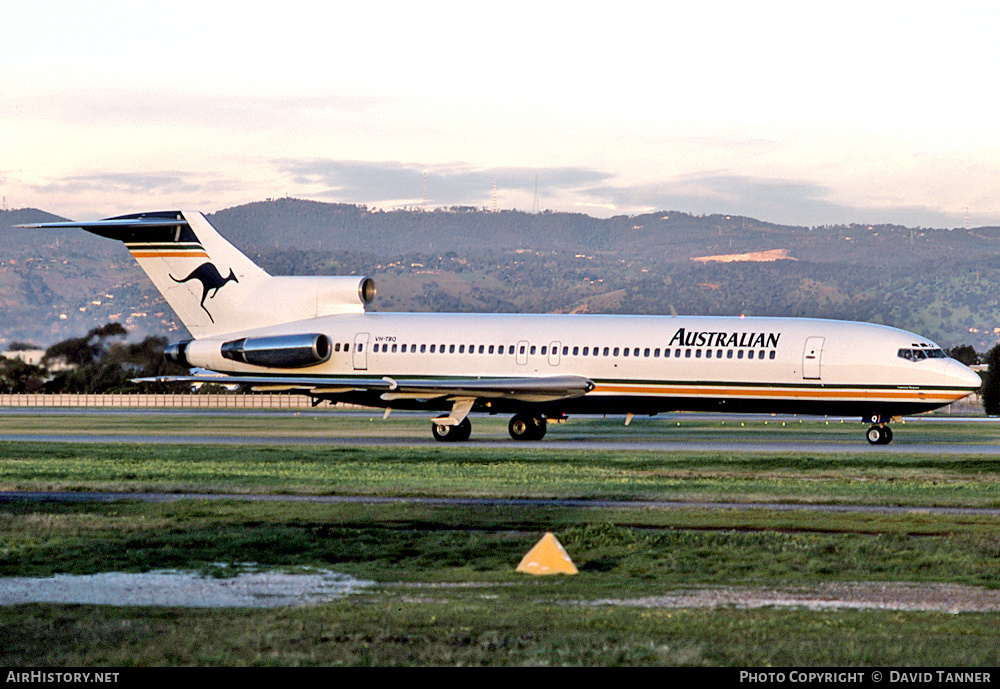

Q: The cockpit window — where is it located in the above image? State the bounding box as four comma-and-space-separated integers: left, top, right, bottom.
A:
898, 348, 947, 361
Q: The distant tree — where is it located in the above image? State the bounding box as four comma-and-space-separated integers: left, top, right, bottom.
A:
981, 343, 1000, 416
7, 341, 42, 352
43, 322, 127, 368
41, 323, 186, 393
0, 357, 46, 393
947, 345, 980, 366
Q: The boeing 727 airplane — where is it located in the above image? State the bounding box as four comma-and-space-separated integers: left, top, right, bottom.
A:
23, 210, 982, 444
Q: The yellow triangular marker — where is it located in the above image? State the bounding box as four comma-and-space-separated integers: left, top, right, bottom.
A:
516, 532, 578, 575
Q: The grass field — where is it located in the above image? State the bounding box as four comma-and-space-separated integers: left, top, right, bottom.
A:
2, 411, 1000, 666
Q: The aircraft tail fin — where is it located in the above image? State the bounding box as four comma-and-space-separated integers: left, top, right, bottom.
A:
22, 210, 374, 339
70, 211, 268, 337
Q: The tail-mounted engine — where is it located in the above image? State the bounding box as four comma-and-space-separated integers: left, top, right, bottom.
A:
220, 333, 333, 369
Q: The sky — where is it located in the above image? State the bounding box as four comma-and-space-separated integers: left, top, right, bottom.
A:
4, 0, 1000, 227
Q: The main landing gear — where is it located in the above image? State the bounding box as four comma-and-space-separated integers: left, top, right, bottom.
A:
865, 415, 894, 445
429, 413, 548, 442
431, 417, 471, 442
508, 413, 547, 441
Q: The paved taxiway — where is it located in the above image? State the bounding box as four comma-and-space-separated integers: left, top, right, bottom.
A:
0, 409, 997, 453
0, 432, 998, 455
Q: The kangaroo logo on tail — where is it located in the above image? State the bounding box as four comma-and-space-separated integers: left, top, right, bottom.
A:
170, 262, 238, 323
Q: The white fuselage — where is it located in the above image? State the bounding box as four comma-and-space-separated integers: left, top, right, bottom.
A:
183, 312, 981, 418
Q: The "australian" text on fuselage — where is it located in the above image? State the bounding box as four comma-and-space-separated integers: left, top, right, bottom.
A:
668, 328, 781, 349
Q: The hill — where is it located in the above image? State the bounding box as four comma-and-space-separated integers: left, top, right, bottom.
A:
3, 199, 1000, 351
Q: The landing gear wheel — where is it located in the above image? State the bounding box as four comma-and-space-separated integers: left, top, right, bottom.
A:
866, 425, 893, 445
508, 413, 547, 441
432, 417, 472, 442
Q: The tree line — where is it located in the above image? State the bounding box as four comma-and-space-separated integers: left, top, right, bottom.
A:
0, 323, 188, 394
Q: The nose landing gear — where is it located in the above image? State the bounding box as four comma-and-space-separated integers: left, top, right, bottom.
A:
866, 424, 893, 445
865, 415, 894, 445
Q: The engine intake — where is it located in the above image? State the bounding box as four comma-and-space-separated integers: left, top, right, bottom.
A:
220, 333, 332, 369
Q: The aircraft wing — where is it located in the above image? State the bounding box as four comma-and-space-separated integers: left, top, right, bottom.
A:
133, 373, 595, 403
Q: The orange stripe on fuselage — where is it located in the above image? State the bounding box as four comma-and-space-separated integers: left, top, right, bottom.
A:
129, 250, 210, 258
591, 383, 968, 404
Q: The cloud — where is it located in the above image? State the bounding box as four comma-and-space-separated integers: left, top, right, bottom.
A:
21, 171, 250, 220
585, 173, 966, 228
29, 172, 201, 196
275, 159, 613, 207
16, 90, 391, 131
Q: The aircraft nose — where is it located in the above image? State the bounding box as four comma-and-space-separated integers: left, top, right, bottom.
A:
949, 360, 982, 390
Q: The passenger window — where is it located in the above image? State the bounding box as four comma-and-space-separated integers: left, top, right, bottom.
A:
335, 342, 341, 352
563, 346, 569, 355
487, 345, 493, 354
706, 350, 712, 359
541, 346, 547, 355
392, 344, 397, 353
421, 344, 427, 353
748, 351, 754, 359
737, 350, 744, 359
530, 346, 537, 355
572, 347, 579, 356
654, 348, 660, 357
603, 347, 610, 356
727, 350, 733, 359
695, 349, 702, 358
614, 347, 620, 356
622, 348, 628, 357
430, 344, 436, 353
664, 349, 670, 358
769, 351, 776, 360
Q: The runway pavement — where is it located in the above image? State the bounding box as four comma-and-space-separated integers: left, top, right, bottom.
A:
0, 430, 998, 454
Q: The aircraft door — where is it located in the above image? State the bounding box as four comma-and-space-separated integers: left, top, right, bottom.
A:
548, 341, 561, 366
516, 340, 529, 366
802, 336, 824, 379
353, 332, 369, 370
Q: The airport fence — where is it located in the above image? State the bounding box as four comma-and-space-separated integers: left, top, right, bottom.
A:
0, 393, 331, 409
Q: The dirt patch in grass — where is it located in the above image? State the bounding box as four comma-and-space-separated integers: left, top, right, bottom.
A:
582, 582, 1000, 613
